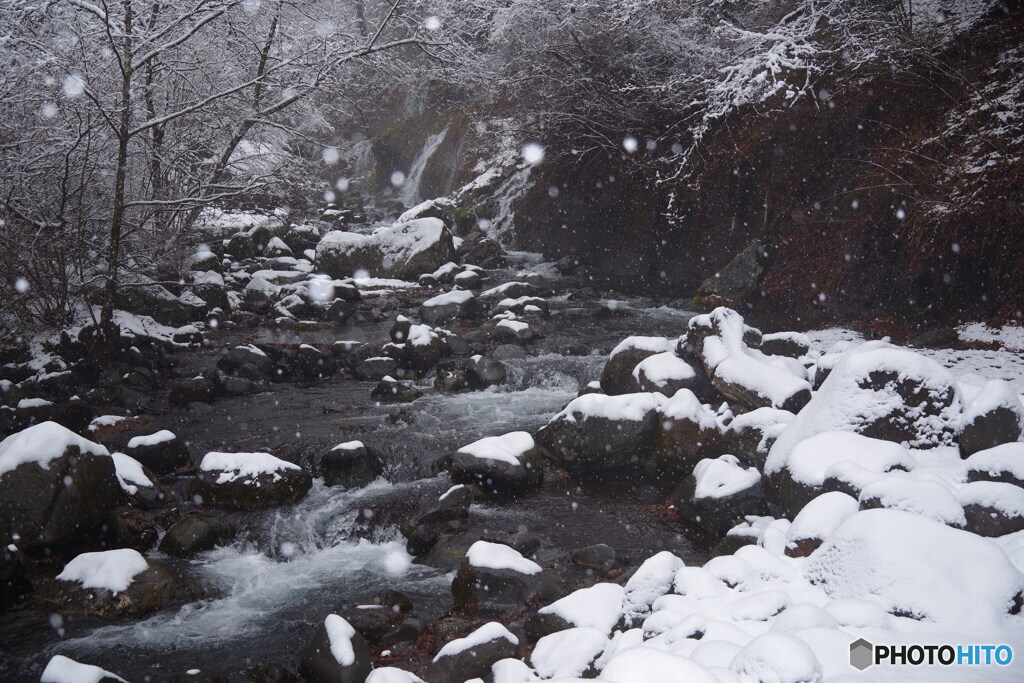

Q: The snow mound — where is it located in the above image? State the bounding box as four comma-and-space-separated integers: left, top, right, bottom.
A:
786, 492, 859, 546
803, 509, 1024, 625
41, 655, 126, 683
769, 430, 913, 484
457, 431, 535, 466
200, 451, 301, 484
111, 452, 154, 495
553, 392, 664, 424
324, 614, 357, 666
622, 551, 685, 624
730, 632, 823, 683
126, 429, 175, 448
858, 476, 966, 526
531, 627, 608, 679
632, 352, 696, 388
538, 582, 625, 633
56, 548, 149, 594
608, 336, 675, 359
691, 456, 760, 500
466, 540, 541, 575
433, 621, 517, 661
0, 421, 109, 477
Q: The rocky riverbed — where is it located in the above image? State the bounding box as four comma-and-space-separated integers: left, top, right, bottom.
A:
2, 206, 1024, 682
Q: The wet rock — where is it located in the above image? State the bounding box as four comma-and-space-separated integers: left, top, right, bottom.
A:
450, 431, 543, 494
536, 393, 662, 473
354, 357, 398, 381
671, 456, 768, 538
191, 452, 312, 510
693, 240, 770, 310
0, 423, 121, 550
420, 289, 479, 324
246, 663, 297, 683
389, 316, 413, 344
491, 344, 526, 361
109, 505, 158, 551
466, 356, 507, 388
37, 549, 192, 619
958, 380, 1024, 457
419, 622, 519, 683
222, 376, 262, 396
370, 377, 422, 403
319, 441, 385, 488
492, 319, 537, 345
462, 238, 507, 268
298, 614, 373, 683
382, 332, 444, 374
293, 345, 336, 380
570, 543, 617, 573
340, 589, 412, 642
124, 429, 189, 474
322, 299, 357, 325
433, 366, 469, 392
451, 540, 543, 612
441, 335, 473, 357
169, 376, 217, 406
381, 617, 425, 645
453, 270, 482, 289
401, 485, 472, 556
159, 515, 219, 556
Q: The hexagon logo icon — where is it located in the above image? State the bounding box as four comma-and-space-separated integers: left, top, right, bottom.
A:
850, 638, 874, 670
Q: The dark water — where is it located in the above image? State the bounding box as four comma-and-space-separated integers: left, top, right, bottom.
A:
0, 258, 708, 681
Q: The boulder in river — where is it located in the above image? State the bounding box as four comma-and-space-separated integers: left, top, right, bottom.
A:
450, 431, 543, 494
419, 622, 519, 683
536, 392, 663, 473
191, 451, 312, 509
419, 289, 479, 324
319, 441, 385, 488
315, 217, 455, 280
599, 336, 674, 395
370, 377, 422, 403
37, 548, 191, 619
169, 376, 218, 406
451, 540, 544, 612
124, 429, 189, 474
671, 455, 768, 538
159, 515, 220, 557
656, 389, 724, 473
298, 614, 373, 683
0, 421, 121, 550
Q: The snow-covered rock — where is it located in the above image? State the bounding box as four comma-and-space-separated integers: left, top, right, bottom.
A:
0, 422, 121, 549
451, 431, 543, 494
124, 429, 189, 474
420, 288, 479, 324
452, 541, 543, 611
536, 392, 664, 473
316, 217, 455, 280
632, 351, 707, 399
958, 379, 1024, 456
672, 455, 767, 537
528, 582, 625, 638
192, 451, 312, 509
857, 476, 966, 527
720, 407, 795, 470
422, 622, 519, 683
298, 614, 373, 683
957, 480, 1024, 537
784, 492, 859, 557
600, 336, 675, 395
965, 442, 1024, 488
657, 389, 723, 471
531, 627, 608, 678
40, 655, 126, 683
622, 551, 685, 626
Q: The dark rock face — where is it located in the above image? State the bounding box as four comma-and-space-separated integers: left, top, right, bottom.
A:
339, 590, 412, 642
450, 441, 543, 495
855, 370, 958, 445
370, 378, 422, 403
960, 406, 1024, 456
600, 348, 657, 395
298, 617, 373, 683
0, 445, 121, 551
693, 240, 771, 310
451, 557, 542, 612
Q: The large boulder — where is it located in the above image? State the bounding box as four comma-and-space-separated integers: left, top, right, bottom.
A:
693, 240, 770, 310
671, 455, 767, 538
158, 516, 219, 556
451, 541, 543, 612
124, 429, 189, 474
319, 441, 385, 488
192, 451, 312, 509
298, 614, 373, 683
766, 341, 962, 465
965, 443, 1024, 488
535, 393, 663, 473
37, 548, 190, 619
719, 408, 795, 470
764, 431, 914, 518
804, 509, 1024, 626
0, 422, 121, 550
316, 218, 455, 280
958, 379, 1024, 457
632, 351, 711, 399
450, 431, 543, 494
696, 308, 811, 412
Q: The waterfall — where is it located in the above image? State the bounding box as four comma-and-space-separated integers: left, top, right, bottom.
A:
399, 126, 448, 207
